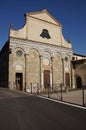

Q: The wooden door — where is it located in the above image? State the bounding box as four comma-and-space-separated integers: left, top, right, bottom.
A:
44, 70, 50, 88
65, 73, 70, 87
15, 73, 23, 90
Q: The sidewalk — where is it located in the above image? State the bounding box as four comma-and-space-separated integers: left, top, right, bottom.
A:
40, 90, 86, 106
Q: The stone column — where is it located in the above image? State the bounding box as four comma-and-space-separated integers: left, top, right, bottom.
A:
70, 61, 72, 88
24, 53, 29, 91
50, 72, 52, 88
62, 58, 64, 86
72, 64, 76, 88
41, 72, 44, 89
51, 57, 54, 89
39, 55, 43, 89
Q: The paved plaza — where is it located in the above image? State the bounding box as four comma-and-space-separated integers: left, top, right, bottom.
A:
40, 89, 86, 106
0, 88, 86, 130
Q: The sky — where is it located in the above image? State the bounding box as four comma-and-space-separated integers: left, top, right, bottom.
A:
0, 0, 86, 55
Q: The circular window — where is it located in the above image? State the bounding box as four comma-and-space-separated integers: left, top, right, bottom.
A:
16, 50, 23, 57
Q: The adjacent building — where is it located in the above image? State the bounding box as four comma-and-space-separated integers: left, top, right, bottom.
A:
72, 53, 86, 88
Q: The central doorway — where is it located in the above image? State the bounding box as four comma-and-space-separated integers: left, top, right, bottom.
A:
15, 73, 23, 90
44, 70, 50, 88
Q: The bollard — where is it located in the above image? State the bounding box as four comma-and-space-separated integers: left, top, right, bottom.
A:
48, 85, 50, 98
30, 83, 32, 94
60, 83, 63, 101
37, 83, 39, 95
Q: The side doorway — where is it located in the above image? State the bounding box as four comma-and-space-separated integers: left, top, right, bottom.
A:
15, 73, 23, 90
76, 76, 82, 88
44, 70, 50, 89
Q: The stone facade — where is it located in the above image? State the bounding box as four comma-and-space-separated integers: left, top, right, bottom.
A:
8, 37, 72, 91
0, 9, 77, 91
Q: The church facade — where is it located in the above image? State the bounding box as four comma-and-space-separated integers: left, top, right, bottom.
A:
0, 10, 76, 92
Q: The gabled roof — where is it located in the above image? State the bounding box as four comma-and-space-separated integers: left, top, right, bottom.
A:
73, 53, 86, 57
25, 9, 62, 27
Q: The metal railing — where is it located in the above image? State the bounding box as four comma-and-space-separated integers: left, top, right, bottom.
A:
2, 81, 86, 107
25, 83, 65, 101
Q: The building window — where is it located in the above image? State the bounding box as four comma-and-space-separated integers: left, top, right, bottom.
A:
40, 29, 51, 39
16, 50, 23, 57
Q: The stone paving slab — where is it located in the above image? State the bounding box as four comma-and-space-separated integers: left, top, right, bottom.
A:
41, 90, 86, 106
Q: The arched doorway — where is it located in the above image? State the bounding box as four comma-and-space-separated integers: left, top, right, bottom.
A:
15, 73, 23, 90
76, 76, 82, 88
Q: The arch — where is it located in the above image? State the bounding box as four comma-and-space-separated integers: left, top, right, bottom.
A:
53, 52, 62, 69
63, 54, 72, 61
27, 48, 40, 85
75, 63, 86, 88
76, 76, 82, 88
66, 54, 72, 58
43, 48, 52, 56
44, 50, 52, 55
14, 47, 25, 53
43, 51, 51, 59
29, 48, 40, 56
53, 52, 62, 59
12, 47, 25, 61
13, 47, 25, 57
